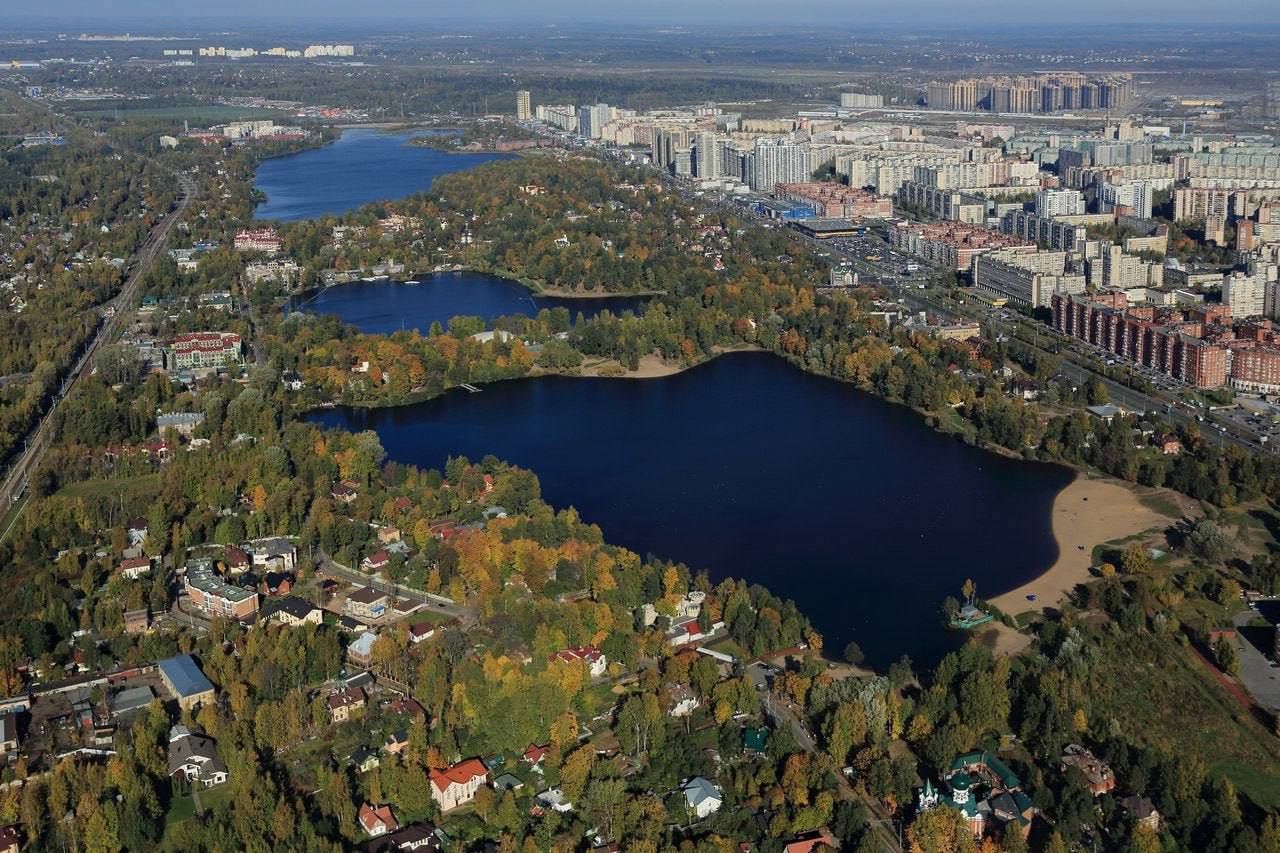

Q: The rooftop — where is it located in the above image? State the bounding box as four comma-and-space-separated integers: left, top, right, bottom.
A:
158, 654, 214, 699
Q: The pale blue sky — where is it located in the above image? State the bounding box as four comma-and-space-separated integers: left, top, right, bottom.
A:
15, 0, 1280, 26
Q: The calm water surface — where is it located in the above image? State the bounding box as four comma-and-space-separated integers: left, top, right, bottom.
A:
310, 352, 1072, 668
297, 272, 648, 333
254, 129, 513, 221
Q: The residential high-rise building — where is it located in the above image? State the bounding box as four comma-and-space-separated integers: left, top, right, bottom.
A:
839, 92, 884, 109
1098, 181, 1153, 219
576, 103, 614, 140
926, 73, 1133, 114
1224, 269, 1268, 318
694, 132, 720, 179
750, 139, 810, 192
1035, 189, 1085, 217
515, 90, 531, 121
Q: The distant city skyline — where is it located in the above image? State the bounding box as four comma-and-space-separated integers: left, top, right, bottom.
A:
13, 0, 1280, 26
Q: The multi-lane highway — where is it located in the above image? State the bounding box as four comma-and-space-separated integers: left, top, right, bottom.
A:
0, 172, 196, 512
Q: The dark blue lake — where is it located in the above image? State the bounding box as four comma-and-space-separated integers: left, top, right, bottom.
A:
254, 129, 514, 222
297, 272, 648, 334
310, 351, 1073, 668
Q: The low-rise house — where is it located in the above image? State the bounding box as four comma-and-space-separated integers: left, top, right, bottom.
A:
332, 482, 359, 504
348, 631, 379, 668
1120, 795, 1162, 832
408, 623, 435, 644
361, 823, 444, 852
262, 596, 323, 627
0, 713, 16, 755
156, 412, 205, 439
158, 654, 216, 711
345, 587, 391, 622
127, 518, 149, 546
667, 684, 700, 718
783, 830, 837, 853
117, 556, 152, 580
123, 608, 151, 634
522, 743, 549, 769
358, 803, 399, 838
0, 826, 19, 853
248, 537, 297, 572
550, 646, 607, 677
383, 730, 409, 755
680, 777, 723, 819
110, 686, 154, 719
1061, 744, 1116, 796
362, 549, 392, 573
260, 571, 295, 597
429, 758, 489, 812
167, 727, 228, 787
223, 545, 252, 573
742, 727, 769, 755
533, 787, 573, 814
328, 687, 367, 724
493, 773, 525, 792
667, 617, 725, 647
351, 746, 381, 773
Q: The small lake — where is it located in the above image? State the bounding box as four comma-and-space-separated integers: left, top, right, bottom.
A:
296, 272, 648, 334
254, 129, 514, 222
310, 352, 1073, 668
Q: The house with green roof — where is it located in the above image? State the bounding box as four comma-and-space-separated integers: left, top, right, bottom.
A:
918, 750, 1035, 842
951, 750, 1021, 790
742, 727, 769, 754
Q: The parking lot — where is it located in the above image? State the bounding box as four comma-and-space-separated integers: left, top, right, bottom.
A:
1235, 601, 1280, 713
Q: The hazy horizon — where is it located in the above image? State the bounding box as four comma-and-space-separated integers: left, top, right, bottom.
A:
11, 0, 1280, 28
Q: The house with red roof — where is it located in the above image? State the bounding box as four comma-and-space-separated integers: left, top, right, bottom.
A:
408, 622, 436, 644
783, 830, 837, 853
522, 743, 549, 768
428, 758, 489, 812
362, 549, 391, 572
358, 802, 399, 837
223, 545, 251, 572
117, 556, 152, 580
327, 687, 366, 724
549, 646, 607, 677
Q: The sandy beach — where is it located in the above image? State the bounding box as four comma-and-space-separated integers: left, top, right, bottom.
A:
988, 475, 1174, 616
572, 345, 766, 379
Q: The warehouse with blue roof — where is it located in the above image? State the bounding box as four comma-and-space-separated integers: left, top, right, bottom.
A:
158, 654, 216, 710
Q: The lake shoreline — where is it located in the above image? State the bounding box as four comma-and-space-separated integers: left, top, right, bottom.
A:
319, 344, 1189, 648
293, 269, 664, 303
987, 474, 1182, 617
307, 350, 1074, 669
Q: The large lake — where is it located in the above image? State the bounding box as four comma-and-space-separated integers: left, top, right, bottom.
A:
310, 352, 1073, 668
297, 272, 648, 334
254, 129, 514, 221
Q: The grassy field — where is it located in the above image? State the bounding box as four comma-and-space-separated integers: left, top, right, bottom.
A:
164, 783, 234, 828
58, 472, 161, 502
1136, 490, 1186, 520
1083, 630, 1280, 809
73, 105, 289, 122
